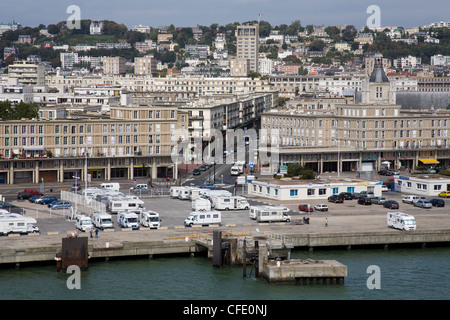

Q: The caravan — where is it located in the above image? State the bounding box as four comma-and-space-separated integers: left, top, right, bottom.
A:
192, 198, 212, 211
250, 206, 291, 223
177, 187, 191, 200
93, 213, 114, 230
184, 210, 221, 227
140, 211, 161, 229
117, 211, 139, 229
0, 214, 39, 235
170, 186, 184, 198
387, 212, 416, 231
106, 196, 144, 213
212, 196, 250, 210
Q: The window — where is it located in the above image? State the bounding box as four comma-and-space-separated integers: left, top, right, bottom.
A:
307, 189, 315, 196
290, 189, 298, 196
319, 188, 327, 195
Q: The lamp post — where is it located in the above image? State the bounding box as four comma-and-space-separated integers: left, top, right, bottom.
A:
72, 175, 80, 218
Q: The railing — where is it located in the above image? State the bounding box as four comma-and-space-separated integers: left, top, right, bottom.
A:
60, 190, 106, 217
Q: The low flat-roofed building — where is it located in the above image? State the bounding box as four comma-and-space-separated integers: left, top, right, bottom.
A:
395, 174, 450, 197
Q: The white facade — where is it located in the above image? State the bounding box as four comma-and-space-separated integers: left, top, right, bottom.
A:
248, 179, 382, 201
395, 175, 450, 197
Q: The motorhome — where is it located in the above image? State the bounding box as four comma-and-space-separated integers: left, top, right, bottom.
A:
106, 196, 144, 213
139, 211, 161, 229
235, 161, 245, 174
387, 212, 416, 231
251, 206, 291, 223
75, 215, 94, 232
170, 186, 184, 198
249, 205, 289, 219
199, 189, 232, 200
212, 196, 250, 210
92, 213, 114, 230
117, 211, 139, 230
192, 198, 212, 211
230, 166, 240, 176
100, 183, 120, 192
0, 214, 39, 235
184, 210, 221, 227
188, 187, 204, 201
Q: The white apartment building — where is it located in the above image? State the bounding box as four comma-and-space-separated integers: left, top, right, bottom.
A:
431, 54, 450, 66
134, 55, 157, 76
7, 60, 45, 86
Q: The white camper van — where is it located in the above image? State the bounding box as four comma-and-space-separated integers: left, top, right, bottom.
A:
192, 198, 212, 211
184, 210, 221, 227
140, 211, 161, 229
188, 187, 204, 201
387, 212, 416, 231
251, 206, 291, 223
170, 186, 184, 198
177, 187, 191, 200
75, 215, 94, 232
100, 183, 120, 192
107, 196, 144, 213
117, 211, 139, 229
212, 196, 249, 210
0, 214, 39, 235
93, 213, 114, 230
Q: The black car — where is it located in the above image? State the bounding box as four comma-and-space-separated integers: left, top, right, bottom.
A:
430, 198, 445, 207
0, 201, 25, 214
17, 192, 33, 200
383, 200, 399, 209
357, 197, 372, 205
193, 168, 201, 175
339, 192, 355, 200
328, 195, 344, 203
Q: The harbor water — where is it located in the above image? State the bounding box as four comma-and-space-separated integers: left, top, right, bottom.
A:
1, 246, 449, 300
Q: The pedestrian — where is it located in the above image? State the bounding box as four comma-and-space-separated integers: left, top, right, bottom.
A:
89, 230, 93, 238
325, 218, 328, 227
95, 229, 99, 238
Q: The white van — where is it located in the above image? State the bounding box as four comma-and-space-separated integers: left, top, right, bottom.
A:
230, 166, 240, 176
184, 211, 221, 227
100, 183, 120, 192
402, 195, 421, 204
92, 213, 114, 230
387, 212, 416, 231
117, 211, 139, 229
140, 211, 161, 229
75, 215, 94, 232
192, 198, 212, 211
0, 214, 38, 235
212, 196, 250, 210
252, 206, 291, 223
177, 187, 191, 200
130, 184, 148, 191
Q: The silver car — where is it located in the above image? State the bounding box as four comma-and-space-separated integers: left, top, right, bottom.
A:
414, 200, 432, 208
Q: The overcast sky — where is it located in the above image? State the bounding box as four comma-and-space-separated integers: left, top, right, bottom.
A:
1, 0, 448, 29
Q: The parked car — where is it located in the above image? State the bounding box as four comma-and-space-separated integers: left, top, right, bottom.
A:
356, 191, 374, 199
430, 198, 445, 207
328, 195, 344, 203
314, 204, 328, 211
339, 192, 355, 200
371, 196, 386, 205
383, 200, 399, 209
381, 185, 389, 192
422, 168, 436, 174
378, 170, 390, 175
17, 192, 33, 200
438, 191, 450, 198
414, 200, 432, 209
412, 196, 426, 204
199, 164, 209, 171
298, 204, 313, 212
193, 168, 201, 175
29, 195, 43, 203
39, 196, 58, 205
49, 200, 72, 209
200, 182, 216, 190
357, 197, 372, 205
24, 189, 43, 196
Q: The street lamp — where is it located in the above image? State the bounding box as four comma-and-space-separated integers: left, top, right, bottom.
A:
73, 175, 80, 219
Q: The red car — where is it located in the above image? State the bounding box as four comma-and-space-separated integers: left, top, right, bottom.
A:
298, 204, 313, 212
24, 189, 43, 196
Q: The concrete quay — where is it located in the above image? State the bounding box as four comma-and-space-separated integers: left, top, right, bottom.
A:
1, 212, 450, 268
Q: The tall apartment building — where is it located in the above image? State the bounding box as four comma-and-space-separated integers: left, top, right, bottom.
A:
236, 24, 259, 73
7, 60, 45, 85
134, 55, 157, 76
229, 58, 250, 77
103, 57, 125, 75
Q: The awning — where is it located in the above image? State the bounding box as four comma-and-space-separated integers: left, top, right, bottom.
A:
419, 159, 440, 165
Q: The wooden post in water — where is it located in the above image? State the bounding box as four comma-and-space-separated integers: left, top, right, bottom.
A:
212, 230, 222, 268
243, 238, 247, 278
255, 240, 259, 278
